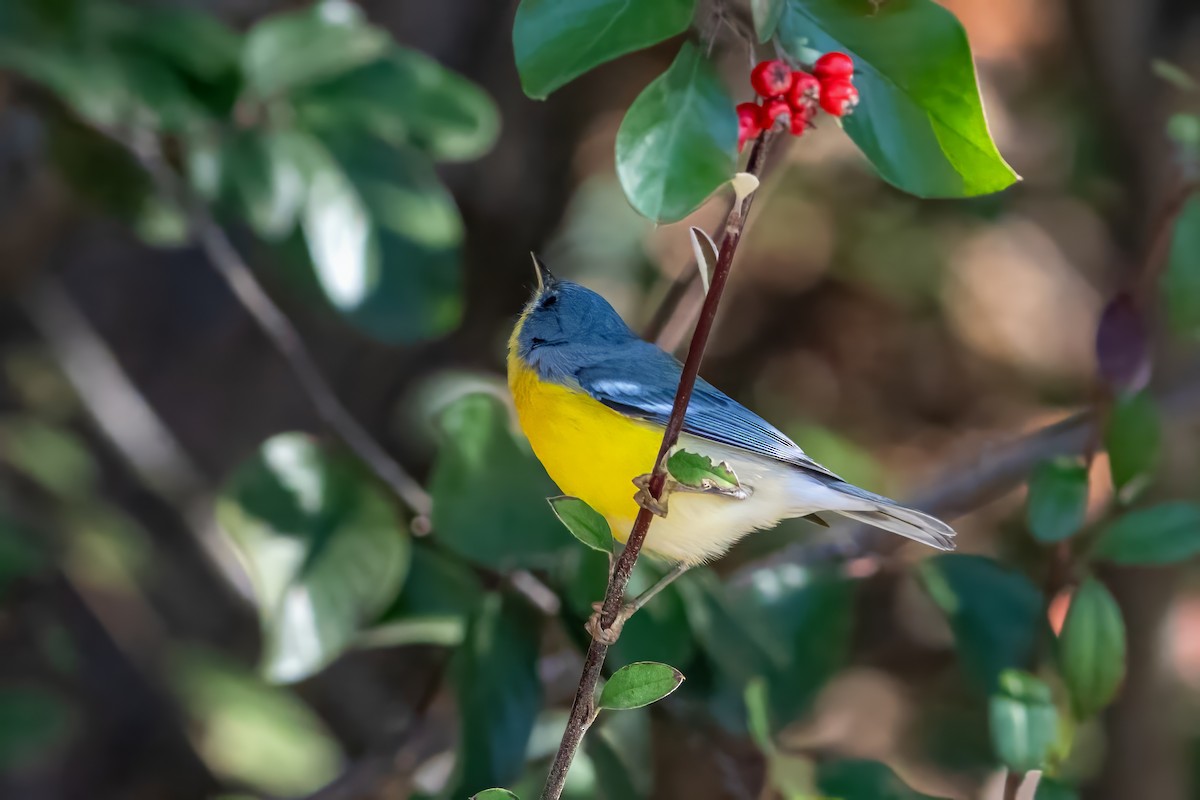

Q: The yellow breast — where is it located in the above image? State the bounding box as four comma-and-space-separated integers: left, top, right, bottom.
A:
507, 351, 661, 539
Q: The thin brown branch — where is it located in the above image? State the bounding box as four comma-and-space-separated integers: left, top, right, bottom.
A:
1003, 770, 1022, 800
105, 128, 434, 522
739, 361, 1200, 575
541, 133, 776, 800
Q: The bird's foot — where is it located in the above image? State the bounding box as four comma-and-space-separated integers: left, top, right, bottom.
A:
632, 474, 670, 517
585, 601, 633, 645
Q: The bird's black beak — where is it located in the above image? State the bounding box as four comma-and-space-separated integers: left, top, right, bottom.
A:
531, 253, 557, 292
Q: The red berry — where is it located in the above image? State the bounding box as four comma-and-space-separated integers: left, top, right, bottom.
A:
736, 102, 762, 151
787, 71, 821, 113
789, 105, 812, 136
759, 97, 791, 129
819, 80, 858, 117
750, 59, 794, 98
813, 52, 854, 82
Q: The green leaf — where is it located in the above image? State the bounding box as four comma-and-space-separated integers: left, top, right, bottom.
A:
112, 6, 241, 81
1035, 777, 1079, 800
732, 564, 854, 727
598, 661, 684, 710
666, 449, 742, 492
242, 0, 390, 97
1105, 390, 1160, 500
222, 130, 319, 241
294, 48, 500, 162
816, 759, 950, 800
1163, 196, 1200, 335
472, 790, 520, 800
988, 669, 1058, 772
744, 678, 774, 754
1058, 577, 1125, 719
300, 137, 463, 343
777, 0, 1018, 198
587, 709, 653, 800
169, 648, 340, 795
513, 0, 695, 99
429, 393, 572, 568
1026, 458, 1089, 544
615, 43, 737, 222
1092, 502, 1200, 565
0, 684, 76, 772
217, 433, 410, 682
364, 543, 484, 648
752, 0, 786, 42
917, 555, 1043, 691
448, 593, 541, 797
549, 496, 613, 553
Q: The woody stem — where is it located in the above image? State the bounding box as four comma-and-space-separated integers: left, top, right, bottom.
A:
540, 130, 775, 800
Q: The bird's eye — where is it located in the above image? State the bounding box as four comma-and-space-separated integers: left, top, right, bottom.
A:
542, 295, 558, 309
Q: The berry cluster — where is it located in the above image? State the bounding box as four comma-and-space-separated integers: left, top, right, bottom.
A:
736, 52, 858, 151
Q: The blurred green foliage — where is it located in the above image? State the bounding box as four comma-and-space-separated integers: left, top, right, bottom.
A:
0, 0, 1195, 797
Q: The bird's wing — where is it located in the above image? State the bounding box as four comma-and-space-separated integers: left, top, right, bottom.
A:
574, 342, 841, 480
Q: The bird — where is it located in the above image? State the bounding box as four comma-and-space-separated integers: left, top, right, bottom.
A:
507, 256, 955, 570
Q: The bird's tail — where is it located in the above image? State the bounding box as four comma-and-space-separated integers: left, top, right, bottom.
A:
820, 479, 956, 551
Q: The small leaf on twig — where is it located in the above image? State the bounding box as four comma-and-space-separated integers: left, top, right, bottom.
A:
988, 669, 1058, 772
1091, 502, 1200, 565
1105, 390, 1160, 502
599, 662, 684, 710
1025, 458, 1089, 544
666, 449, 742, 494
548, 496, 613, 554
1058, 577, 1126, 719
688, 226, 719, 295
472, 790, 520, 800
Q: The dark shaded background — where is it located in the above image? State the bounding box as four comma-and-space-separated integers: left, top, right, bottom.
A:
2, 0, 1200, 798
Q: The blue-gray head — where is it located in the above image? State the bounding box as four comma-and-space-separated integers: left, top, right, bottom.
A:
513, 256, 639, 380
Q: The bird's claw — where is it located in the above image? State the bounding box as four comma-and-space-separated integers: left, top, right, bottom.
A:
632, 474, 670, 517
585, 601, 632, 645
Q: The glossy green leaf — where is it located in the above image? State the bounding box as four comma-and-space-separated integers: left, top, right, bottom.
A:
587, 709, 653, 800
429, 393, 571, 568
816, 759, 949, 800
222, 130, 319, 241
217, 433, 410, 682
752, 0, 786, 42
1091, 502, 1200, 565
448, 593, 542, 797
300, 137, 463, 343
169, 649, 340, 795
599, 662, 684, 710
111, 6, 241, 81
549, 496, 613, 553
777, 0, 1018, 198
1035, 777, 1079, 800
1163, 196, 1200, 335
294, 47, 499, 162
732, 564, 854, 727
1026, 458, 1089, 544
513, 0, 695, 99
364, 543, 484, 648
667, 449, 742, 492
918, 555, 1043, 691
1105, 390, 1160, 500
472, 790, 520, 800
988, 669, 1057, 772
1058, 577, 1125, 719
615, 43, 737, 222
242, 0, 390, 97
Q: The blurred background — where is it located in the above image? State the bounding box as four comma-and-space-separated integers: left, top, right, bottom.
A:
1, 0, 1199, 798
